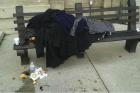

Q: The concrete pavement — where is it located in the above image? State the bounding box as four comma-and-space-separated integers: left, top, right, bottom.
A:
0, 34, 108, 93
87, 41, 140, 93
0, 24, 140, 92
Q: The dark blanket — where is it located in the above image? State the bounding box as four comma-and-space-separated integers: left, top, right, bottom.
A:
27, 9, 91, 68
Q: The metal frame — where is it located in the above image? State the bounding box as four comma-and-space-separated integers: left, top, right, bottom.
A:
13, 0, 140, 65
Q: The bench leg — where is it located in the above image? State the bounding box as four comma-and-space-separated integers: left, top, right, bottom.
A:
17, 50, 30, 65
125, 39, 139, 53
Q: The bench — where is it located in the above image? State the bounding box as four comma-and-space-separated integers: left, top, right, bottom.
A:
13, 0, 140, 65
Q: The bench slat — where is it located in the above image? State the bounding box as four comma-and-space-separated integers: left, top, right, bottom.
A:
14, 18, 139, 31
93, 12, 139, 19
14, 44, 35, 50
14, 12, 139, 24
13, 31, 140, 50
89, 31, 140, 43
102, 18, 139, 23
65, 6, 139, 14
13, 6, 139, 17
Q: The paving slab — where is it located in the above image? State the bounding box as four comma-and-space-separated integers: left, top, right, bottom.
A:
86, 41, 140, 93
0, 34, 108, 93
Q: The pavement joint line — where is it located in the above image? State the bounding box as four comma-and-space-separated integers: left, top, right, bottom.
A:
85, 52, 110, 93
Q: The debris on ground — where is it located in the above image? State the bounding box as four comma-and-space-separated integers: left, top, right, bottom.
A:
33, 80, 38, 85
119, 55, 122, 58
12, 77, 16, 80
20, 70, 30, 80
137, 28, 140, 32
19, 62, 48, 86
22, 70, 30, 76
20, 74, 28, 80
40, 86, 44, 91
30, 67, 48, 81
14, 37, 19, 45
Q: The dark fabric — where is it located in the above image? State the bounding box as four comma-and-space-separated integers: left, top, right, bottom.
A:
27, 9, 91, 68
34, 28, 45, 58
45, 23, 78, 67
71, 17, 114, 37
88, 21, 115, 34
76, 18, 91, 53
52, 11, 75, 34
71, 17, 115, 44
27, 9, 63, 29
27, 9, 63, 58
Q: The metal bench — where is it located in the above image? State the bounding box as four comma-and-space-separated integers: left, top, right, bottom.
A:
13, 0, 140, 65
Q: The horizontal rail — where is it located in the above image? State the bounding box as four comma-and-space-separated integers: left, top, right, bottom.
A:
14, 12, 139, 24
90, 31, 140, 43
14, 44, 35, 50
13, 31, 140, 50
13, 6, 139, 17
14, 18, 139, 31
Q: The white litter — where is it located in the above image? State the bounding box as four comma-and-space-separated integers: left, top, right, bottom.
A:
14, 37, 19, 45
30, 67, 48, 81
29, 62, 48, 82
30, 62, 37, 72
136, 28, 140, 32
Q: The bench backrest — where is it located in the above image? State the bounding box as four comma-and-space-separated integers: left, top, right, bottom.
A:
13, 0, 139, 38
